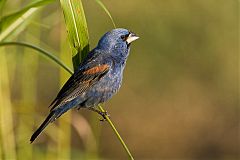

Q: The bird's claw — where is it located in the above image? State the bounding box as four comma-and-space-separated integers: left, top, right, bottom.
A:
99, 111, 110, 122
87, 107, 110, 122
99, 117, 107, 122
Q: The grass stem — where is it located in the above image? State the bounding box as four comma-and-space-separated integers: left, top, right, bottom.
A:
97, 105, 134, 160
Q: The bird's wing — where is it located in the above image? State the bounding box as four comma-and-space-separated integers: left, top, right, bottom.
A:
49, 61, 111, 111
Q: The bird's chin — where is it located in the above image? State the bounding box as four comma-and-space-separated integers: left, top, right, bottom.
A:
127, 42, 131, 48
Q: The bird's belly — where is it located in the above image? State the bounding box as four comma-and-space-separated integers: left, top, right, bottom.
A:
82, 71, 122, 107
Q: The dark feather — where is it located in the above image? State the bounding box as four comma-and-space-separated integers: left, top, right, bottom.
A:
49, 63, 110, 111
30, 111, 56, 143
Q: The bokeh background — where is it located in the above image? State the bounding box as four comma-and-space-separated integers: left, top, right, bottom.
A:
0, 0, 239, 159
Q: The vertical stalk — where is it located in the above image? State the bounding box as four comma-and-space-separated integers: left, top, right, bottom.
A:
0, 48, 17, 159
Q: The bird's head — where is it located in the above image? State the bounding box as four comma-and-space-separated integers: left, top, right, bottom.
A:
97, 28, 139, 58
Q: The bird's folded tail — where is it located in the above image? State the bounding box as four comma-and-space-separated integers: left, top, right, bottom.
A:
30, 110, 57, 143
30, 99, 81, 143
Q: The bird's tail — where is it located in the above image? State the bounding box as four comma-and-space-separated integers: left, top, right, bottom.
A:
30, 110, 57, 143
30, 99, 81, 143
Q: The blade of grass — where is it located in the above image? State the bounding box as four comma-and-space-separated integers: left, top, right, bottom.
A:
0, 42, 73, 74
60, 0, 89, 70
94, 0, 116, 28
0, 48, 17, 160
0, 0, 54, 41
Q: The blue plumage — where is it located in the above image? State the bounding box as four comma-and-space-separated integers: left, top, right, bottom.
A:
30, 28, 139, 143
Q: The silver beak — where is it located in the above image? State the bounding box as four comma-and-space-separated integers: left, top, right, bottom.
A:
126, 33, 139, 44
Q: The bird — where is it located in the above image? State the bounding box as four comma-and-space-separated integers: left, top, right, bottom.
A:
30, 28, 139, 143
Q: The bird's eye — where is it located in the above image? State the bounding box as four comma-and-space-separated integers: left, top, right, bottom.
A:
121, 34, 129, 41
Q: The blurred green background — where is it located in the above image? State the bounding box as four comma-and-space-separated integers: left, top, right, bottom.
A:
0, 0, 238, 159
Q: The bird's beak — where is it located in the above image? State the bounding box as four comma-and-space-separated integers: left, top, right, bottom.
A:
126, 32, 139, 44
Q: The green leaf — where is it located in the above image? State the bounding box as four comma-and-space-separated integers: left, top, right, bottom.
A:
95, 0, 116, 28
60, 0, 89, 70
0, 0, 54, 41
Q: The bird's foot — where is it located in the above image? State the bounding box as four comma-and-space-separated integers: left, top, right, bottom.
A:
88, 107, 110, 121
98, 111, 110, 122
76, 105, 81, 111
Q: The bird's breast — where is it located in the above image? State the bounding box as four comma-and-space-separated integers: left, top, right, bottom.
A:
97, 67, 123, 95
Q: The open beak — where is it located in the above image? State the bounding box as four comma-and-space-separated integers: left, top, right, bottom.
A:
126, 32, 139, 44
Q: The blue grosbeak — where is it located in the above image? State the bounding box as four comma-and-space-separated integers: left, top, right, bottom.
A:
30, 28, 139, 143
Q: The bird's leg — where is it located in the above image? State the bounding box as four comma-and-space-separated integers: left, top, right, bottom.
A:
88, 107, 110, 121
76, 105, 81, 111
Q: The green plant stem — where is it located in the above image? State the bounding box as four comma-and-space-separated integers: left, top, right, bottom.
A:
94, 0, 116, 28
0, 41, 134, 160
97, 105, 134, 160
0, 42, 73, 74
